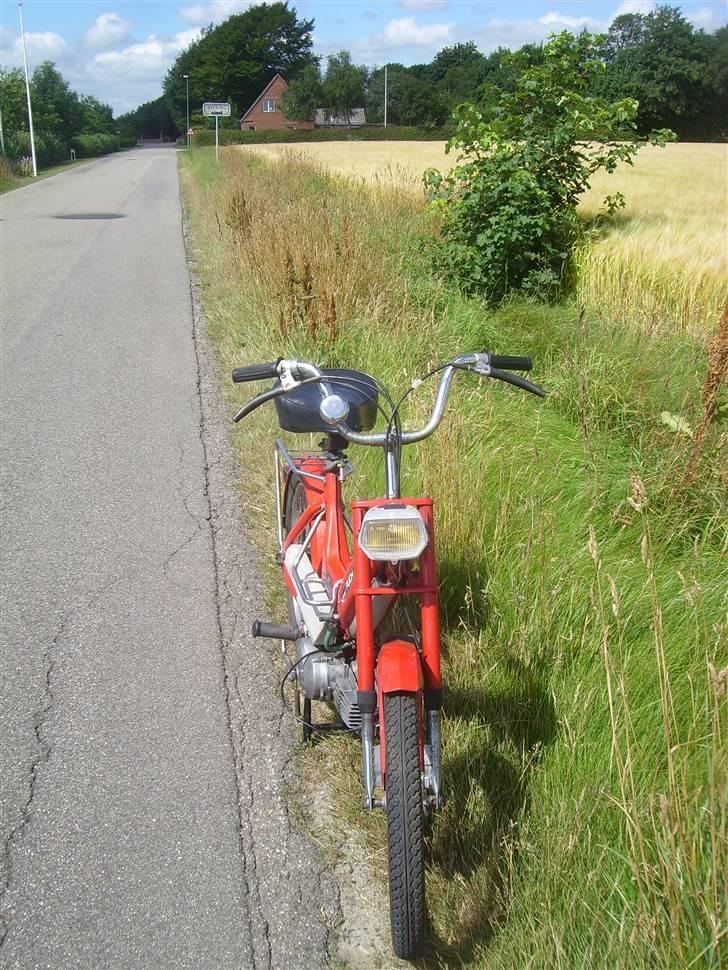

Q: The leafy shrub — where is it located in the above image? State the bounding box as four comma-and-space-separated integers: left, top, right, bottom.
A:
71, 133, 122, 157
7, 128, 66, 166
424, 32, 674, 302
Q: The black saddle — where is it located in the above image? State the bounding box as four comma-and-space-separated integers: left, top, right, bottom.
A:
274, 368, 378, 434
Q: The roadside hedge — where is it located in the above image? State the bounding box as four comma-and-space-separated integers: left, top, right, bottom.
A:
7, 129, 66, 166
71, 133, 135, 157
192, 125, 454, 147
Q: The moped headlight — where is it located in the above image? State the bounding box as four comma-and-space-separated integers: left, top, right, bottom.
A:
358, 506, 428, 562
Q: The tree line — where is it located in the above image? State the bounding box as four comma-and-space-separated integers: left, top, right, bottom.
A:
152, 2, 726, 140
0, 62, 135, 167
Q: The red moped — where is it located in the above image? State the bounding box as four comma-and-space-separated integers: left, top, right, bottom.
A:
231, 353, 544, 959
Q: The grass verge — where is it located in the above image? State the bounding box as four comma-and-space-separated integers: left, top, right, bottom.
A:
0, 155, 95, 194
180, 146, 727, 970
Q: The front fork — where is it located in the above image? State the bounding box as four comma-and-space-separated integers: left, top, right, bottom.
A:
360, 705, 443, 811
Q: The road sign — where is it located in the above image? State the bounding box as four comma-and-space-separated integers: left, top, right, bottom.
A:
187, 128, 194, 136
202, 102, 231, 117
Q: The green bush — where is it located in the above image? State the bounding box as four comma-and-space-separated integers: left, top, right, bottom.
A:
71, 132, 122, 157
7, 128, 66, 166
193, 124, 454, 147
424, 32, 674, 302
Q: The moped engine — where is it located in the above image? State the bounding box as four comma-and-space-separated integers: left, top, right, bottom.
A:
296, 637, 361, 730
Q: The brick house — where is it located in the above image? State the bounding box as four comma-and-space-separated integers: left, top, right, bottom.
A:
239, 74, 315, 131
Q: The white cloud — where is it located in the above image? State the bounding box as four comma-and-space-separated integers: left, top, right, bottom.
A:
609, 0, 655, 18
380, 17, 455, 47
398, 0, 449, 10
92, 28, 201, 78
539, 11, 596, 29
83, 13, 132, 49
687, 5, 727, 30
1, 30, 67, 67
179, 0, 252, 25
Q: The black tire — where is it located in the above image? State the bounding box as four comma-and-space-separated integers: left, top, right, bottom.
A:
384, 691, 426, 960
284, 476, 312, 745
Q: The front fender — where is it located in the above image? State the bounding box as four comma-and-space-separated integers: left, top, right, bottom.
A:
376, 639, 424, 695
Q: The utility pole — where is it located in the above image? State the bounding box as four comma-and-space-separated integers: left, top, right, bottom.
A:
183, 74, 190, 148
0, 107, 5, 156
18, 2, 37, 176
384, 64, 388, 129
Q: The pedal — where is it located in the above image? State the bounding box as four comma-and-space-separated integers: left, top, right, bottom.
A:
252, 621, 300, 641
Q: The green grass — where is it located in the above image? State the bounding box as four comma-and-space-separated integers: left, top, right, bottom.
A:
180, 147, 727, 970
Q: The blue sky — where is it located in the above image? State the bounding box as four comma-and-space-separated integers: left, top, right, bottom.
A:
1, 0, 726, 114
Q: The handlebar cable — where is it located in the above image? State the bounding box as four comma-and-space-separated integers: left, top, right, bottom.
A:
385, 361, 472, 467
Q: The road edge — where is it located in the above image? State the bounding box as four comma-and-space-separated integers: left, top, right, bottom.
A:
179, 185, 342, 969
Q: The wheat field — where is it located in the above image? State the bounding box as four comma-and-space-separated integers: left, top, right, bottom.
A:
236, 141, 727, 333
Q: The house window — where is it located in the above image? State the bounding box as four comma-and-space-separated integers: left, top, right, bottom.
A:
248, 124, 256, 131
263, 99, 275, 113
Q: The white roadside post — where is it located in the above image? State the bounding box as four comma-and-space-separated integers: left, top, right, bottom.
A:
202, 102, 231, 163
18, 1, 37, 177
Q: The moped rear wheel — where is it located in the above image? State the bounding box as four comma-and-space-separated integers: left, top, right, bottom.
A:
383, 691, 425, 960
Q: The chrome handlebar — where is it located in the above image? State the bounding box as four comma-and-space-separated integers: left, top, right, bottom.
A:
280, 353, 542, 447
232, 354, 544, 439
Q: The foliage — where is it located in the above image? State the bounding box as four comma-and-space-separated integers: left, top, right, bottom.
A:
320, 51, 367, 124
116, 96, 178, 139
0, 61, 123, 167
366, 65, 448, 127
71, 133, 128, 157
596, 7, 727, 138
7, 129, 66, 166
30, 62, 83, 136
281, 63, 322, 121
163, 2, 315, 132
424, 32, 675, 302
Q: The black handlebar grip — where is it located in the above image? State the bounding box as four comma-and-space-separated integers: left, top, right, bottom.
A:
232, 361, 280, 383
489, 355, 532, 371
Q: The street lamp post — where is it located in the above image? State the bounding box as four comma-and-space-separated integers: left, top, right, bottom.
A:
18, 2, 37, 176
183, 75, 190, 148
384, 64, 388, 129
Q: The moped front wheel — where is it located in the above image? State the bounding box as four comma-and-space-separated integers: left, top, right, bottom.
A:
383, 691, 425, 959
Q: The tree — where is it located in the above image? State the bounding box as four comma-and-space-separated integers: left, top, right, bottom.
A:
0, 69, 27, 136
163, 2, 315, 132
30, 62, 82, 138
79, 95, 114, 134
281, 62, 321, 121
320, 51, 367, 124
426, 42, 487, 108
367, 67, 448, 127
424, 31, 674, 302
117, 97, 177, 140
596, 7, 719, 136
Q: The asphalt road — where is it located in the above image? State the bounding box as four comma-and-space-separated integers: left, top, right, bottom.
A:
0, 147, 335, 969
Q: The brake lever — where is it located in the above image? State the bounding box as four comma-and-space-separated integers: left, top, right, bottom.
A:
232, 385, 288, 423
489, 366, 545, 398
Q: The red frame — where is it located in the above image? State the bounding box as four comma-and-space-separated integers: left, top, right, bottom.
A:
280, 455, 443, 767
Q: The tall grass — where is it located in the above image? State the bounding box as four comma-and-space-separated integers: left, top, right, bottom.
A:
180, 147, 727, 969
235, 141, 728, 338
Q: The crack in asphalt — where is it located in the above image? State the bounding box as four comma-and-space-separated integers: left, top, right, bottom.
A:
0, 570, 127, 953
0, 609, 70, 949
